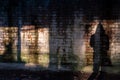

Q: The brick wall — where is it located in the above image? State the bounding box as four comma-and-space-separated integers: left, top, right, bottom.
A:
0, 20, 120, 70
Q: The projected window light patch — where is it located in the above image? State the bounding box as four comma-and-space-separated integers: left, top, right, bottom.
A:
21, 26, 35, 54
0, 27, 17, 54
21, 26, 49, 66
21, 26, 49, 54
0, 27, 18, 62
38, 28, 49, 54
0, 27, 5, 55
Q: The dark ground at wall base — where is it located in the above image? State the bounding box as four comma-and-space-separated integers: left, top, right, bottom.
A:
0, 69, 119, 80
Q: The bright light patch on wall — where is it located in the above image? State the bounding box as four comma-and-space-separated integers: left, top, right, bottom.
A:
0, 27, 18, 55
38, 28, 49, 54
21, 26, 49, 67
21, 26, 49, 54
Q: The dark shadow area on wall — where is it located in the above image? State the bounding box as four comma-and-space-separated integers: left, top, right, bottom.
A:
2, 37, 15, 62
48, 1, 81, 71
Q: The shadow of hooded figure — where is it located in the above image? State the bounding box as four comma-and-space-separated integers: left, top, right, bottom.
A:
88, 22, 112, 80
2, 38, 14, 62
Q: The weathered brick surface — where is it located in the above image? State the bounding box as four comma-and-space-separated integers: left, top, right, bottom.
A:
0, 20, 120, 69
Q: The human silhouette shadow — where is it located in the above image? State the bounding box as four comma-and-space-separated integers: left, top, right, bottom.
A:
2, 38, 15, 62
88, 22, 112, 80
